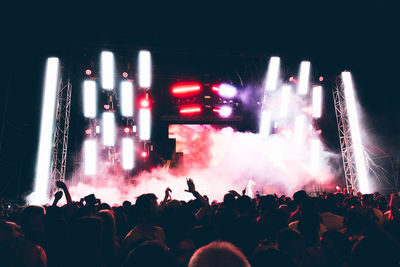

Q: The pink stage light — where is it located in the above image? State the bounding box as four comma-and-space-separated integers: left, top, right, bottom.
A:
171, 82, 202, 96
179, 105, 202, 115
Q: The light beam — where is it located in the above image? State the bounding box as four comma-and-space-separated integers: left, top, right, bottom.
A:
342, 71, 370, 193
33, 57, 60, 203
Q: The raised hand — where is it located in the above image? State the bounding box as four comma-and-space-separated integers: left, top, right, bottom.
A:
55, 190, 63, 200
56, 180, 66, 189
242, 187, 246, 196
185, 178, 196, 193
165, 187, 172, 199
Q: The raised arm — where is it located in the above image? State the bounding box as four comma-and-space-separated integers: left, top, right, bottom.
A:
185, 178, 209, 221
56, 180, 72, 204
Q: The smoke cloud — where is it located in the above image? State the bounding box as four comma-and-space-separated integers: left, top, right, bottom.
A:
67, 124, 338, 204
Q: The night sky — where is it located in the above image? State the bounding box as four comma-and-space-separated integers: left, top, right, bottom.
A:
0, 0, 399, 200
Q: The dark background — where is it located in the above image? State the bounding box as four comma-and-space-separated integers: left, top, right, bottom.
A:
0, 0, 399, 200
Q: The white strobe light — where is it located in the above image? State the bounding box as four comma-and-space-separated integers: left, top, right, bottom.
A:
138, 50, 152, 88
84, 139, 97, 175
259, 109, 272, 138
139, 108, 151, 140
122, 138, 135, 170
120, 81, 134, 117
102, 112, 116, 146
279, 85, 291, 118
33, 57, 60, 204
83, 80, 97, 118
298, 61, 310, 95
342, 71, 370, 193
100, 51, 115, 90
265, 57, 280, 91
312, 86, 322, 118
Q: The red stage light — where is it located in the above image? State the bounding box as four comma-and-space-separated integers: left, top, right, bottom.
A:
319, 76, 324, 82
85, 129, 92, 135
140, 98, 150, 108
85, 69, 92, 76
123, 127, 131, 134
171, 82, 202, 97
141, 151, 148, 158
104, 104, 110, 110
179, 105, 202, 115
289, 76, 294, 82
122, 72, 129, 78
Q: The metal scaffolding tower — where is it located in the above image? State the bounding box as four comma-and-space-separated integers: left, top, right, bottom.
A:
333, 83, 359, 191
50, 75, 72, 196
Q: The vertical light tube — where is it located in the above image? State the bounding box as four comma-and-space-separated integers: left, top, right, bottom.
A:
265, 57, 280, 91
298, 61, 310, 95
120, 81, 134, 117
294, 115, 306, 144
33, 57, 60, 203
122, 138, 135, 170
102, 112, 116, 146
139, 108, 151, 140
279, 85, 291, 118
83, 80, 97, 118
259, 109, 272, 138
84, 139, 97, 175
310, 139, 320, 175
312, 86, 322, 118
100, 51, 115, 90
138, 50, 152, 88
342, 71, 369, 193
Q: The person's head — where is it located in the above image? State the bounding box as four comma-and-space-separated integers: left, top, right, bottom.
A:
257, 195, 277, 213
237, 196, 252, 215
70, 216, 104, 266
19, 205, 46, 245
293, 190, 308, 206
258, 209, 288, 242
135, 194, 158, 223
277, 228, 305, 259
124, 240, 177, 267
223, 193, 236, 210
97, 209, 116, 241
188, 241, 250, 267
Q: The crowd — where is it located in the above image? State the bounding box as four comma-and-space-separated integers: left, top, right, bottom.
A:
1, 178, 400, 267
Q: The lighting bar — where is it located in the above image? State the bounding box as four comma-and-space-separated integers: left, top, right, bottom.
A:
171, 83, 201, 96
100, 51, 115, 90
259, 109, 272, 138
102, 112, 116, 146
342, 71, 369, 193
33, 57, 60, 203
84, 139, 97, 175
138, 50, 152, 88
120, 81, 134, 117
279, 85, 291, 118
139, 108, 151, 140
217, 83, 237, 98
310, 139, 320, 175
265, 57, 280, 91
298, 61, 310, 95
294, 115, 306, 144
312, 86, 322, 118
179, 105, 202, 115
122, 137, 135, 170
83, 80, 97, 118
